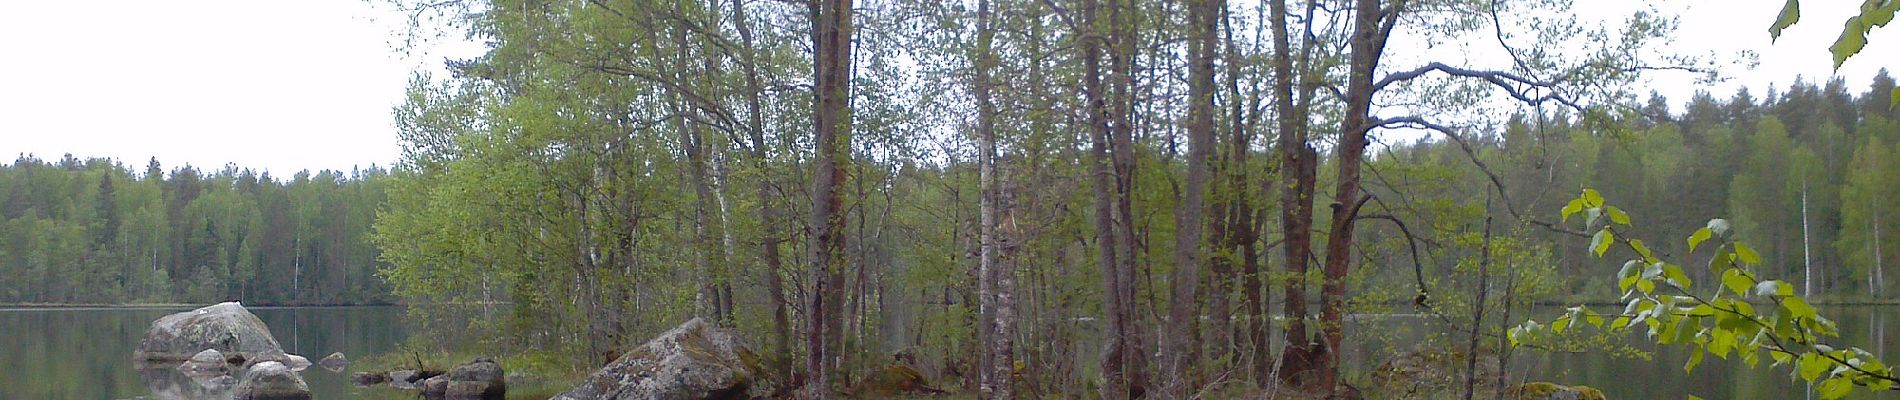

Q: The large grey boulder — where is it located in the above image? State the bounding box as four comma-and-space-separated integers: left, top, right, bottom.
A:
135, 302, 285, 362
554, 318, 762, 400
233, 361, 311, 400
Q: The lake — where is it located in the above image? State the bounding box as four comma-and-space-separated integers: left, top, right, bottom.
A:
3, 304, 1896, 399
0, 306, 409, 399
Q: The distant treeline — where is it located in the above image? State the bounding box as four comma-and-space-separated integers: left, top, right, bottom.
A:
0, 156, 388, 305
1373, 72, 1900, 300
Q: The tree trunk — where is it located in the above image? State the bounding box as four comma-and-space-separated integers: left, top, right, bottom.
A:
1316, 0, 1397, 393
729, 0, 792, 378
804, 0, 854, 395
1266, 0, 1322, 390
1109, 0, 1148, 394
972, 0, 1013, 396
1081, 0, 1132, 395
1164, 0, 1219, 394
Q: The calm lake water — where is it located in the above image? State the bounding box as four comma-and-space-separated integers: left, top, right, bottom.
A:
0, 306, 409, 399
1, 304, 1895, 399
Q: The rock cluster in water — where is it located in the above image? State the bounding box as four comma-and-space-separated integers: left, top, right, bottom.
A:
132, 302, 342, 400
353, 358, 506, 400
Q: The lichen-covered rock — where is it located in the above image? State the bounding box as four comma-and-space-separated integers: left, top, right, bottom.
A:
1508, 382, 1606, 400
318, 352, 349, 372
444, 358, 507, 399
553, 318, 762, 400
234, 361, 311, 400
135, 302, 285, 362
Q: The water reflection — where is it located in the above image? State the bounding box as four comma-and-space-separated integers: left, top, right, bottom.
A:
0, 306, 406, 399
136, 363, 236, 400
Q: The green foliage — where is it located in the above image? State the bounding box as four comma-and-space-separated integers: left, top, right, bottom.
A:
1514, 190, 1900, 399
0, 156, 387, 304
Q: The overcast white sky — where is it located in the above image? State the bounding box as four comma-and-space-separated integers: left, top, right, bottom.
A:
0, 1, 1895, 176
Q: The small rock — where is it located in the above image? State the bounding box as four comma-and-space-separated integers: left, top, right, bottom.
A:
351, 371, 389, 386
233, 361, 311, 400
178, 349, 228, 375
245, 350, 311, 371
445, 358, 507, 399
388, 370, 420, 390
318, 352, 349, 372
421, 374, 449, 398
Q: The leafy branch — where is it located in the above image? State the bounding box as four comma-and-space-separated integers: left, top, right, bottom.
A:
1510, 189, 1900, 399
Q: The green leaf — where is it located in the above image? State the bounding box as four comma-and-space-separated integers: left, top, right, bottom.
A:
1799, 351, 1828, 382
1553, 314, 1572, 333
1819, 376, 1854, 399
1582, 189, 1604, 208
1689, 395, 1705, 400
1605, 205, 1631, 225
1561, 198, 1585, 222
1723, 268, 1753, 297
1770, 0, 1801, 41
1663, 263, 1692, 289
1685, 347, 1705, 373
1829, 16, 1869, 69
1708, 251, 1734, 274
1630, 239, 1653, 260
1891, 87, 1898, 112
1689, 227, 1714, 253
1785, 297, 1818, 319
1734, 242, 1762, 265
1592, 228, 1615, 257
1869, 0, 1898, 27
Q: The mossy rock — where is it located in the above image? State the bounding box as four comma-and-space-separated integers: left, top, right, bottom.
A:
1366, 349, 1503, 398
1507, 382, 1606, 400
853, 364, 945, 397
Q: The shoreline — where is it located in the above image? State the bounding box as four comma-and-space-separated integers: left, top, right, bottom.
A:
0, 302, 404, 310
